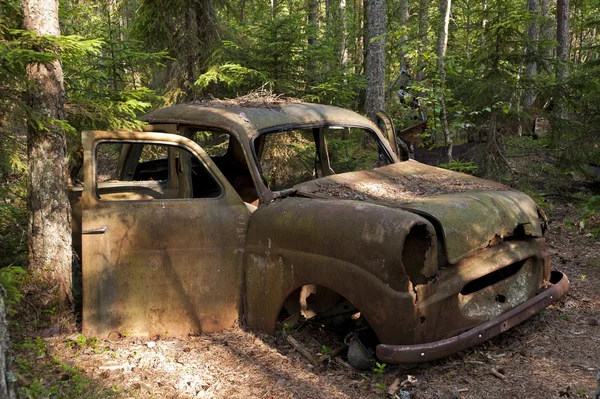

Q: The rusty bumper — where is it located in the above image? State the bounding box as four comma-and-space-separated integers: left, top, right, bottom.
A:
376, 270, 568, 364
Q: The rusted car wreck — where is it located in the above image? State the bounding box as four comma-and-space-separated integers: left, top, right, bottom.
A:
69, 101, 568, 366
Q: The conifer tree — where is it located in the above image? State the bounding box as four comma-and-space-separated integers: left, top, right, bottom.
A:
21, 0, 72, 306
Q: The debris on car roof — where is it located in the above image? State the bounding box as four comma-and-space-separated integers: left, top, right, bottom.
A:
190, 88, 304, 109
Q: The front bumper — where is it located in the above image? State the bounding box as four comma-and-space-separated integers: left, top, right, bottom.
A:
376, 270, 568, 364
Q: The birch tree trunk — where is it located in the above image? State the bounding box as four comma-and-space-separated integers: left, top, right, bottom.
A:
524, 0, 539, 108
340, 0, 349, 70
364, 0, 386, 118
22, 0, 73, 306
436, 0, 452, 161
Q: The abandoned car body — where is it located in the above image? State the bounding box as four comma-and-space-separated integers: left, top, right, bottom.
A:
69, 102, 568, 365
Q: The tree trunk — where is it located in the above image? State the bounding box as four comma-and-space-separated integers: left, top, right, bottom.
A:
185, 3, 199, 91
524, 0, 539, 108
436, 0, 452, 161
306, 0, 318, 88
0, 294, 17, 399
340, 0, 348, 70
364, 0, 386, 118
554, 0, 569, 126
399, 0, 409, 73
22, 0, 73, 306
416, 0, 429, 82
540, 0, 553, 61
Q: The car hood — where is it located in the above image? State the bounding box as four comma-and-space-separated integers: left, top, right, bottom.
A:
294, 161, 543, 264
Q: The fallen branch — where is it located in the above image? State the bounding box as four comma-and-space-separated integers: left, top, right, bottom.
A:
333, 356, 353, 370
286, 335, 318, 367
318, 344, 348, 364
278, 313, 299, 330
490, 368, 506, 380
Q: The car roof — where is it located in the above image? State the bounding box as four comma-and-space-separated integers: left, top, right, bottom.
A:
142, 102, 380, 138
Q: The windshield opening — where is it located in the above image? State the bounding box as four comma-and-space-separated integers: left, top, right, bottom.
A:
254, 126, 393, 192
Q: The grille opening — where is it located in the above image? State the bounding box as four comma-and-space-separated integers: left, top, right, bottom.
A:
460, 259, 527, 296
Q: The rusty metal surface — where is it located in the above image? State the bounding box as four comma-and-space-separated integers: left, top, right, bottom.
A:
376, 271, 569, 364
295, 161, 542, 264
80, 130, 249, 338
244, 197, 437, 344
68, 104, 567, 364
143, 103, 383, 139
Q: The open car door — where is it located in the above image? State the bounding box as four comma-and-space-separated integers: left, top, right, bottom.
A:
80, 130, 250, 337
375, 111, 411, 161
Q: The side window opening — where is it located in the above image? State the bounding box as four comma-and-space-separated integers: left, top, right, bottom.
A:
188, 129, 230, 157
254, 127, 392, 191
95, 142, 221, 201
257, 129, 317, 192
184, 127, 260, 206
325, 127, 391, 174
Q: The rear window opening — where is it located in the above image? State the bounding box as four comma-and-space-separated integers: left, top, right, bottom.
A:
460, 259, 527, 296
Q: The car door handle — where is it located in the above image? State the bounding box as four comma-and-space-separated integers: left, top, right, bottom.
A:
82, 225, 108, 235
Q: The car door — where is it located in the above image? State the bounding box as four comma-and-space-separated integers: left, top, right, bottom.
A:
80, 130, 250, 338
375, 111, 411, 160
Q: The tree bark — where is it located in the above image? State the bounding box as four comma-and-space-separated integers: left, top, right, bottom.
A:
340, 0, 348, 70
399, 0, 409, 74
416, 0, 429, 82
0, 294, 17, 399
524, 0, 539, 108
22, 0, 73, 306
540, 0, 553, 61
306, 0, 318, 88
365, 0, 386, 118
436, 0, 452, 161
554, 0, 569, 125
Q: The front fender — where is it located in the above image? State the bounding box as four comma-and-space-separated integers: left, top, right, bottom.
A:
244, 197, 438, 344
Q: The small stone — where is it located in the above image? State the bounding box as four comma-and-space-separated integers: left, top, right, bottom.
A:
146, 341, 156, 348
398, 390, 411, 399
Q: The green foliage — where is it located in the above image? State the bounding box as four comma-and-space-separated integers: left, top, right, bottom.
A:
581, 195, 600, 237
438, 159, 479, 175
372, 361, 386, 375
195, 63, 270, 92
0, 266, 26, 313
0, 178, 27, 269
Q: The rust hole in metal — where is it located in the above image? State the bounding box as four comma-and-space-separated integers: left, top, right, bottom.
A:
460, 259, 526, 296
495, 294, 506, 303
402, 224, 431, 286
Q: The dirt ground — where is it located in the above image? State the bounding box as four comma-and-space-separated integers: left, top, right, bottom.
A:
12, 200, 600, 399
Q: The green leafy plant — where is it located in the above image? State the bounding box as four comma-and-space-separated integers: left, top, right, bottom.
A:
0, 265, 26, 314
373, 361, 386, 375
438, 159, 479, 175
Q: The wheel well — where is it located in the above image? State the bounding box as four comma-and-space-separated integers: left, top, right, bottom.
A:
276, 284, 380, 343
